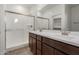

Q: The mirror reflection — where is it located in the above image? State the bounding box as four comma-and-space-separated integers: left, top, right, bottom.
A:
36, 4, 79, 31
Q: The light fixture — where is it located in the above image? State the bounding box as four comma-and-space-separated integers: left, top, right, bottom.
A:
14, 18, 18, 23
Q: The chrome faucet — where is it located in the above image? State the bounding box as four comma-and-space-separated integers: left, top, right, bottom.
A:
61, 31, 70, 35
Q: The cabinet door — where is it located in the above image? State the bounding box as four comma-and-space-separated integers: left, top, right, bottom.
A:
37, 40, 41, 50
42, 43, 54, 55
32, 38, 37, 54
37, 49, 41, 55
29, 36, 33, 51
54, 49, 65, 55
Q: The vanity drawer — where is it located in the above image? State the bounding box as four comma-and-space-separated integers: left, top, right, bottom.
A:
42, 37, 68, 54
29, 33, 36, 38
42, 43, 54, 55
37, 40, 41, 50
62, 44, 79, 55
42, 37, 55, 46
51, 40, 66, 52
32, 38, 37, 55
43, 37, 63, 49
50, 39, 79, 54
37, 35, 41, 41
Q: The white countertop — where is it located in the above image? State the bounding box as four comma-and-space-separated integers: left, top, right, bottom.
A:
29, 30, 79, 47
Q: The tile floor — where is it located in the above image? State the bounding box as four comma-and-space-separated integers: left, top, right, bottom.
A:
5, 47, 33, 55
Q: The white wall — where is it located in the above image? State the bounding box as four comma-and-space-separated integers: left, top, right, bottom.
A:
40, 5, 63, 18
30, 4, 47, 16
0, 5, 6, 54
5, 4, 31, 15
30, 5, 38, 16
70, 5, 79, 31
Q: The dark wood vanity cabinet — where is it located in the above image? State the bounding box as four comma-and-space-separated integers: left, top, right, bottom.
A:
29, 32, 79, 55
36, 35, 42, 55
54, 49, 65, 55
37, 49, 41, 55
42, 43, 54, 55
42, 37, 66, 55
29, 37, 32, 51
32, 38, 37, 54
29, 33, 37, 55
42, 43, 64, 55
29, 33, 42, 55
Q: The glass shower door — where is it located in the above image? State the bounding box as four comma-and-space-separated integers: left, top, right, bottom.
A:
5, 12, 34, 49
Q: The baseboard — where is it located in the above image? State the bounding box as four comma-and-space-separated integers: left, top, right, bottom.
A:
6, 43, 29, 53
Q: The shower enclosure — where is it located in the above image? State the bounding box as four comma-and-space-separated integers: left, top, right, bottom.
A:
5, 11, 35, 51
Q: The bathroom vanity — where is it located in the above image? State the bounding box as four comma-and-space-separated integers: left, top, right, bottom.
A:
29, 31, 79, 55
